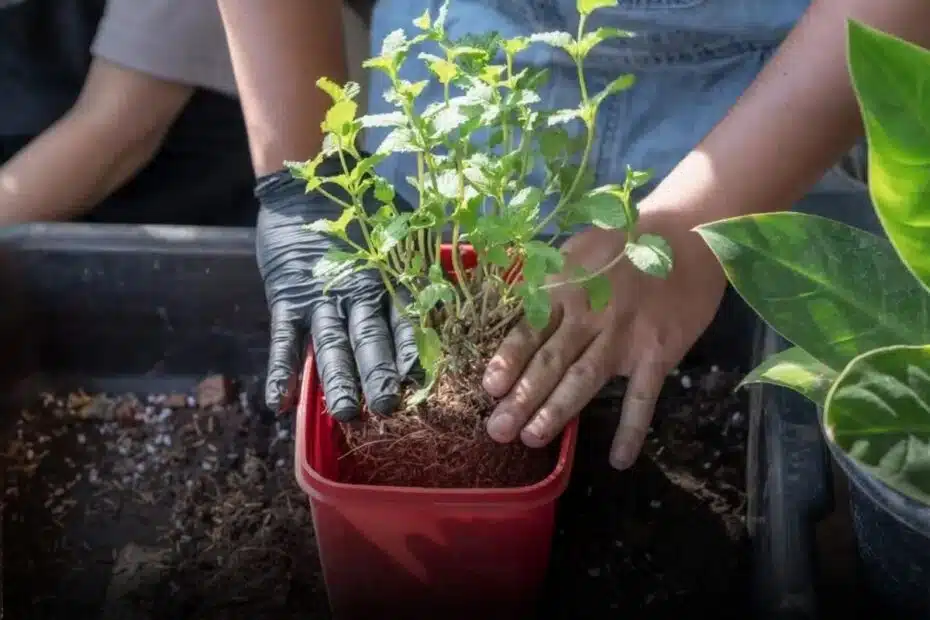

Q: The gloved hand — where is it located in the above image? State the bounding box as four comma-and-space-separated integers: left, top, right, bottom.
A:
255, 154, 419, 421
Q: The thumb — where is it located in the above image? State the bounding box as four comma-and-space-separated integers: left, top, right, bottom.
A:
266, 303, 303, 412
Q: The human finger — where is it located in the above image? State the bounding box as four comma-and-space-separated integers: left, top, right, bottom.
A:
486, 320, 595, 443
265, 302, 303, 413
519, 333, 612, 448
610, 350, 668, 470
346, 295, 401, 417
310, 299, 361, 422
482, 306, 562, 398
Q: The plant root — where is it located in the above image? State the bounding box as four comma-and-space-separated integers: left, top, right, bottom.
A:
340, 334, 557, 489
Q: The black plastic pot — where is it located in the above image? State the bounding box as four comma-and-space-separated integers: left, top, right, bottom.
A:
749, 324, 930, 619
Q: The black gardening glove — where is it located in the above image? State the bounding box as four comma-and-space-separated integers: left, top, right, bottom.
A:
255, 155, 419, 421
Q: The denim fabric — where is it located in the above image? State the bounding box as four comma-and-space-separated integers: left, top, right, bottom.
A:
365, 0, 869, 217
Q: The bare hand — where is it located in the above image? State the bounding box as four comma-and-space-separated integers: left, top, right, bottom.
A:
482, 210, 726, 470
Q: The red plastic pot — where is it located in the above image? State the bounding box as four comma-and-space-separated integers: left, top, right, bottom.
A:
295, 245, 578, 620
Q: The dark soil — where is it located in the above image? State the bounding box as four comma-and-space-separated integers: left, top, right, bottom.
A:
1, 364, 748, 619
2, 377, 326, 620
543, 364, 750, 618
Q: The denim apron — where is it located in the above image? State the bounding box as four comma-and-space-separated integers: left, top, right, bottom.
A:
364, 0, 877, 232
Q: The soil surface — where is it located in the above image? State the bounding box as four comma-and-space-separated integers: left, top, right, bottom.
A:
2, 377, 326, 620
543, 364, 751, 618
2, 365, 749, 619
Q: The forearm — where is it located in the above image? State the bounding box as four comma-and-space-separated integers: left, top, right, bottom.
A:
217, 0, 348, 175
645, 0, 930, 225
0, 112, 161, 224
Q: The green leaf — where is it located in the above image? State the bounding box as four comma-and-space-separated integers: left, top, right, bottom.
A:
523, 240, 564, 285
377, 127, 420, 154
412, 8, 431, 30
323, 100, 358, 134
740, 346, 838, 409
510, 187, 543, 212
316, 77, 345, 101
377, 213, 411, 253
420, 53, 459, 84
696, 211, 930, 371
306, 208, 355, 239
576, 29, 633, 59
413, 326, 443, 378
417, 282, 456, 314
312, 249, 361, 281
625, 234, 673, 278
582, 272, 611, 313
594, 74, 636, 104
528, 31, 574, 51
373, 178, 395, 204
577, 0, 618, 15
573, 189, 628, 229
359, 112, 406, 128
847, 20, 930, 293
516, 283, 552, 331
824, 344, 930, 506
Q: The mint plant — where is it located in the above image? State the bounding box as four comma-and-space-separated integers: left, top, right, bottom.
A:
698, 22, 930, 505
289, 0, 673, 401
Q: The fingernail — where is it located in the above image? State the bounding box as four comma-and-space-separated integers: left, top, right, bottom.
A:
521, 424, 546, 448
609, 443, 634, 471
487, 412, 515, 441
483, 367, 504, 393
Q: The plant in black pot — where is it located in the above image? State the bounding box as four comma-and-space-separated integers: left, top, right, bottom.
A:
697, 21, 930, 616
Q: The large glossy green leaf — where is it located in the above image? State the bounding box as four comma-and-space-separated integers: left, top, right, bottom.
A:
848, 21, 930, 293
825, 344, 930, 505
696, 212, 930, 370
740, 347, 838, 409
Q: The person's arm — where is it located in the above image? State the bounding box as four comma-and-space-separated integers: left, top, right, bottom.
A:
0, 0, 242, 225
216, 0, 348, 175
642, 0, 930, 227
0, 61, 192, 224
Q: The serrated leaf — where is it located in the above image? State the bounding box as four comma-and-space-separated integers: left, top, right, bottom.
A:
359, 112, 406, 128
625, 165, 652, 190
417, 282, 456, 314
306, 208, 355, 239
312, 249, 360, 280
577, 0, 618, 15
378, 213, 411, 253
595, 74, 636, 103
740, 346, 838, 408
374, 179, 395, 204
573, 190, 628, 229
380, 28, 408, 57
529, 31, 574, 50
824, 344, 930, 506
625, 234, 673, 278
432, 105, 469, 136
413, 326, 443, 378
420, 53, 459, 84
316, 77, 344, 101
847, 20, 930, 294
323, 100, 358, 134
547, 108, 582, 127
412, 8, 431, 30
523, 240, 564, 285
516, 283, 552, 331
377, 127, 420, 154
696, 212, 930, 371
575, 28, 633, 58
582, 272, 611, 312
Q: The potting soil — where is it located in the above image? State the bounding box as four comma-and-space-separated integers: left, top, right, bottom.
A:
2, 366, 750, 619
